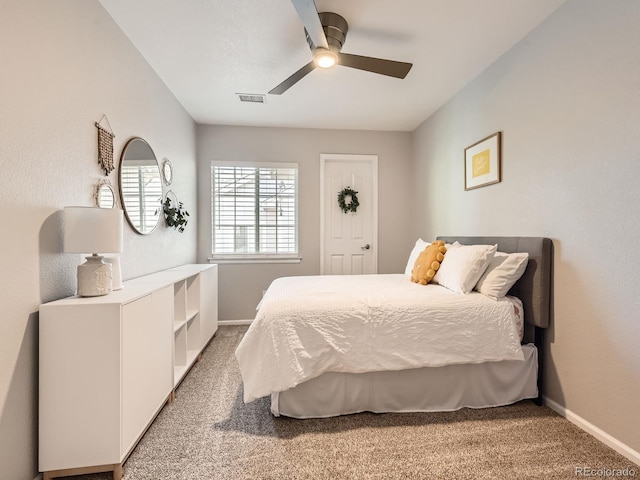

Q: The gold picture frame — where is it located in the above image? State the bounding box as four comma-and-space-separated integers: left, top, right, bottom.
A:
464, 131, 501, 190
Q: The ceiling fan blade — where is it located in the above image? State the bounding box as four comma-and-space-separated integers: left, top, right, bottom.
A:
269, 61, 317, 95
338, 53, 412, 79
290, 0, 328, 49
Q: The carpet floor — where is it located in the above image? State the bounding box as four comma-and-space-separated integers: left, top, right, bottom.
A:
67, 325, 636, 480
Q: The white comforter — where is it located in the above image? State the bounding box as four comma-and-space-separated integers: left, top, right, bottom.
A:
236, 274, 524, 403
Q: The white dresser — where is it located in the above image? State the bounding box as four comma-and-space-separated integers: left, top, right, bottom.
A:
39, 264, 218, 480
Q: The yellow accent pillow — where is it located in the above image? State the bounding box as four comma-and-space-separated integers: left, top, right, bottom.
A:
411, 240, 447, 285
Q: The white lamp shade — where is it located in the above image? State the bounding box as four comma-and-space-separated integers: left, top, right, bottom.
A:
64, 207, 123, 254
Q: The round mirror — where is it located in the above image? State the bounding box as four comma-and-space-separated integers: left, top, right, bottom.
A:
95, 183, 116, 208
118, 137, 162, 234
161, 158, 173, 186
94, 180, 115, 208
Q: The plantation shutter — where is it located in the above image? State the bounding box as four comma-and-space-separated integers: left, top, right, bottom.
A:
121, 161, 162, 232
211, 163, 298, 256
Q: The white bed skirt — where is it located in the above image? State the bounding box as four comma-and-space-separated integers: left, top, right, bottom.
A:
271, 344, 538, 418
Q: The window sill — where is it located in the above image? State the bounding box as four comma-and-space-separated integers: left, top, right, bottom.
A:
208, 256, 302, 265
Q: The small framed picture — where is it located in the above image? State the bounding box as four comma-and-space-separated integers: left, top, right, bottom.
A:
464, 131, 501, 190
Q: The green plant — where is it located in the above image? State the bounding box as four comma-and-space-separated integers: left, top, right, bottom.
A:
163, 196, 189, 233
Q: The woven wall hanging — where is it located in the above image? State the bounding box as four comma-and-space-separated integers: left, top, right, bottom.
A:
95, 114, 115, 175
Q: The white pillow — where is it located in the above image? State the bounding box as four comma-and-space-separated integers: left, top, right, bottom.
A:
475, 252, 529, 299
404, 238, 429, 275
431, 241, 460, 284
433, 244, 497, 294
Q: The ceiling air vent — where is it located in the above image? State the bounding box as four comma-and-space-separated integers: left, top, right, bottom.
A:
237, 93, 266, 104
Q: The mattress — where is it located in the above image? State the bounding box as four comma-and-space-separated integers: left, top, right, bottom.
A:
236, 274, 525, 403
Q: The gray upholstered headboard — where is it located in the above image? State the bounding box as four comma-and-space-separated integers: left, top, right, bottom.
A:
437, 236, 553, 337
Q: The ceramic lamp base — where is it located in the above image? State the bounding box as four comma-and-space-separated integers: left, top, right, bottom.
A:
77, 255, 113, 297
104, 256, 123, 290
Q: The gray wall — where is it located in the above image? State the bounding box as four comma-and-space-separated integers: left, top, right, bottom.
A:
411, 0, 640, 456
0, 2, 197, 478
197, 125, 412, 320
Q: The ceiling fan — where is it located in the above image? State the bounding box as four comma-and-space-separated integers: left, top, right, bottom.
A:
269, 0, 413, 95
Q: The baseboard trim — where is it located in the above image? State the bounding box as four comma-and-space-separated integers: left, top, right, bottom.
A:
219, 319, 253, 326
543, 395, 640, 466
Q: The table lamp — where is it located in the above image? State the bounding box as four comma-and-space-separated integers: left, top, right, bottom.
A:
64, 206, 124, 296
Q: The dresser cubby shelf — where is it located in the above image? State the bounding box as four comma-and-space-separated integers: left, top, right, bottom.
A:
39, 264, 218, 480
174, 319, 187, 332
173, 307, 198, 331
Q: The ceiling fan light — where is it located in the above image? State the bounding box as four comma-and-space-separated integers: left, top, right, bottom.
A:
314, 49, 337, 69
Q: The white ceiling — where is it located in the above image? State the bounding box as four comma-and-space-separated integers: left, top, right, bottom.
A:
99, 0, 565, 132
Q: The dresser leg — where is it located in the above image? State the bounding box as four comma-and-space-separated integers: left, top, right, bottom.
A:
113, 463, 123, 480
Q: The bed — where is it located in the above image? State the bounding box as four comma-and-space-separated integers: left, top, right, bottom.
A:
235, 236, 552, 418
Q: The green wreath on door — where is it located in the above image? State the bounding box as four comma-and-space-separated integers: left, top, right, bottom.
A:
337, 187, 359, 214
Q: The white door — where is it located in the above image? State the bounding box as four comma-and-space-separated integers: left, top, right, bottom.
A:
320, 154, 378, 275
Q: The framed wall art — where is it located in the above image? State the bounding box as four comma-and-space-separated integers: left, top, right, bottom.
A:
464, 131, 501, 190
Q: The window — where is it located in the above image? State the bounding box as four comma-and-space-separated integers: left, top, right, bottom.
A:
211, 162, 299, 262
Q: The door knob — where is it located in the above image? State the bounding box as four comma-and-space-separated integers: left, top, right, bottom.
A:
361, 244, 371, 250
